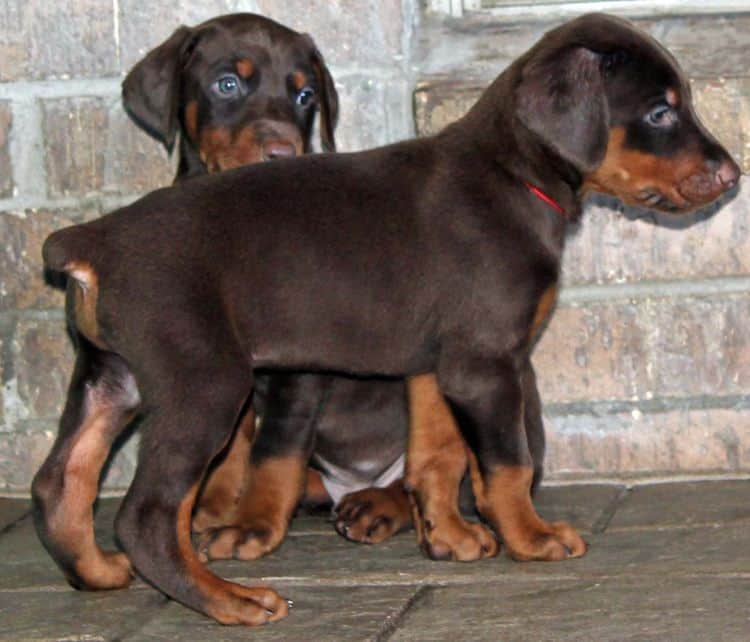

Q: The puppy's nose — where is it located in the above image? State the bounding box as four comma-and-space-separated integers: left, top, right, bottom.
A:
715, 158, 740, 190
262, 140, 297, 161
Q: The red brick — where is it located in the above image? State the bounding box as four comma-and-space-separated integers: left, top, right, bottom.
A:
42, 97, 108, 198
0, 0, 116, 81
534, 295, 750, 404
0, 208, 100, 312
42, 97, 175, 198
545, 407, 750, 479
13, 317, 73, 421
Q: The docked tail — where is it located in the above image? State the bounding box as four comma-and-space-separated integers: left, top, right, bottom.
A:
42, 225, 100, 283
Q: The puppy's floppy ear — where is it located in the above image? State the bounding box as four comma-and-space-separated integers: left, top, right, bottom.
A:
122, 26, 195, 153
303, 35, 339, 153
515, 46, 609, 173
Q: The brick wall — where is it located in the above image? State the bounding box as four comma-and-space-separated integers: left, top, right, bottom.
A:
0, 4, 748, 492
0, 0, 418, 491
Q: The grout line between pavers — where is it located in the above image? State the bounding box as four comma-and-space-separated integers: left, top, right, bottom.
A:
591, 486, 631, 534
0, 507, 31, 537
372, 584, 433, 642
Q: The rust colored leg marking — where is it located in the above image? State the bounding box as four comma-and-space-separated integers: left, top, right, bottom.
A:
177, 484, 290, 625
50, 407, 135, 589
302, 467, 332, 507
406, 374, 498, 561
471, 463, 587, 561
198, 454, 306, 561
193, 408, 255, 533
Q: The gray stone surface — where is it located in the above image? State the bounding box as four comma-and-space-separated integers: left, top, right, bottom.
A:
128, 586, 417, 642
389, 577, 750, 642
608, 480, 750, 529
0, 497, 29, 531
2, 482, 750, 640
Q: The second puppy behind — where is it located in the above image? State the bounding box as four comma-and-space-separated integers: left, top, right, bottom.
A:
122, 12, 418, 557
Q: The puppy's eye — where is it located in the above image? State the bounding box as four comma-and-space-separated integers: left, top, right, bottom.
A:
645, 105, 677, 128
296, 87, 315, 107
214, 74, 241, 97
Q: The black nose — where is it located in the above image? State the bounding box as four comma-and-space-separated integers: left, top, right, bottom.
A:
262, 140, 297, 161
715, 158, 741, 190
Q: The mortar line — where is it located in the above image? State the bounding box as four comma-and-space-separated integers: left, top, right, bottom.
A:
0, 66, 410, 102
544, 392, 750, 419
373, 585, 433, 642
0, 191, 142, 213
559, 275, 750, 304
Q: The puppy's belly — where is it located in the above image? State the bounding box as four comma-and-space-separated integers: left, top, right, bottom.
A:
312, 377, 407, 503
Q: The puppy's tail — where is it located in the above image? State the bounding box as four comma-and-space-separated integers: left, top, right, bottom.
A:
43, 225, 100, 286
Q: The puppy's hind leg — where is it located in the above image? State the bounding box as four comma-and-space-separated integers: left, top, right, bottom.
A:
114, 351, 288, 625
32, 339, 139, 590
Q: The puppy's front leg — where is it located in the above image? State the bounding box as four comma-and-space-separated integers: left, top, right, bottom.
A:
198, 372, 325, 561
406, 374, 498, 561
441, 356, 587, 561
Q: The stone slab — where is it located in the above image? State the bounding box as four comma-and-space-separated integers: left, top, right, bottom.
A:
389, 576, 750, 642
608, 480, 750, 530
124, 585, 417, 642
0, 587, 166, 642
0, 497, 29, 532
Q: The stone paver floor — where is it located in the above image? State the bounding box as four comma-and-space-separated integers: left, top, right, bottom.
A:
2, 480, 749, 641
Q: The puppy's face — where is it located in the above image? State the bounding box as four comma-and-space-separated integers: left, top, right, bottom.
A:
582, 19, 740, 212
122, 14, 338, 174
180, 20, 330, 171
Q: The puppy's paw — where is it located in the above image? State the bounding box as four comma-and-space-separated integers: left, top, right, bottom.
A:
71, 550, 135, 591
419, 514, 499, 562
206, 584, 290, 626
505, 520, 587, 561
334, 486, 412, 544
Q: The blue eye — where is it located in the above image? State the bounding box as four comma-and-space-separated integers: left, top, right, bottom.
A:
646, 104, 677, 128
296, 87, 315, 107
215, 75, 240, 97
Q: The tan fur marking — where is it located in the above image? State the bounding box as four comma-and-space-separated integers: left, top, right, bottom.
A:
199, 453, 306, 561
304, 468, 331, 505
235, 58, 254, 78
184, 100, 199, 142
475, 464, 586, 561
235, 454, 306, 526
291, 70, 307, 91
529, 285, 557, 341
53, 405, 136, 588
406, 374, 498, 561
178, 481, 290, 624
666, 87, 680, 108
66, 261, 106, 350
193, 409, 256, 532
584, 127, 711, 210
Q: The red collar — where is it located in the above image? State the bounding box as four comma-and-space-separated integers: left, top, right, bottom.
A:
524, 182, 565, 217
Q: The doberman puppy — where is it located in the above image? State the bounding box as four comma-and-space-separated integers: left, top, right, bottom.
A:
121, 12, 414, 552
35, 14, 739, 625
